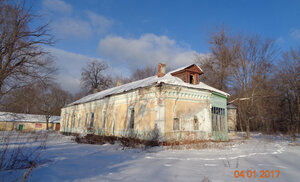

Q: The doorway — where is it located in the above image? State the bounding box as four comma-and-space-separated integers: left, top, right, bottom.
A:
55, 123, 60, 131
18, 124, 23, 131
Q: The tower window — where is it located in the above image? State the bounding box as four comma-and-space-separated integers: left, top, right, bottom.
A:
189, 75, 194, 84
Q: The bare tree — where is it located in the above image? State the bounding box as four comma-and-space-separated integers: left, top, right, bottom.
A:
39, 83, 72, 130
197, 26, 279, 138
131, 66, 156, 81
81, 60, 112, 94
0, 0, 56, 100
275, 47, 300, 140
0, 85, 40, 113
1, 82, 72, 130
195, 26, 237, 92
109, 66, 156, 88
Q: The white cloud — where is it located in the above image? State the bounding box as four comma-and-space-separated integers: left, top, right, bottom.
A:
290, 28, 300, 40
56, 75, 81, 94
42, 0, 113, 39
42, 0, 72, 15
46, 47, 107, 93
276, 36, 285, 45
52, 18, 92, 39
45, 34, 204, 93
86, 11, 114, 35
98, 34, 200, 70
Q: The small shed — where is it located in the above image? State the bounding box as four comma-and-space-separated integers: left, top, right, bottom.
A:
0, 112, 60, 131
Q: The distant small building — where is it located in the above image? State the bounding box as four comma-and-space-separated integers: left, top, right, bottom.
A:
0, 112, 60, 131
227, 104, 237, 132
60, 63, 230, 141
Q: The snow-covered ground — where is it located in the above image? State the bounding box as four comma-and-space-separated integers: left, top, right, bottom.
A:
1, 132, 300, 182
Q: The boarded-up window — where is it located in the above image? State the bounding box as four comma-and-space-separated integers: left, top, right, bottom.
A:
78, 114, 81, 127
72, 113, 75, 128
102, 110, 106, 129
173, 118, 180, 130
35, 123, 42, 128
90, 112, 94, 129
129, 108, 134, 129
194, 116, 199, 130
66, 114, 70, 128
63, 113, 67, 128
85, 113, 88, 127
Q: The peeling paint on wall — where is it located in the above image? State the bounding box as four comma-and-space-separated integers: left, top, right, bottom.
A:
60, 84, 228, 141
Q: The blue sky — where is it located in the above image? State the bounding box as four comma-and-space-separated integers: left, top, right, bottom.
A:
31, 0, 300, 93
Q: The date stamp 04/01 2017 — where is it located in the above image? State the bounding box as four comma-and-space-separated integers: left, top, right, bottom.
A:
234, 170, 280, 179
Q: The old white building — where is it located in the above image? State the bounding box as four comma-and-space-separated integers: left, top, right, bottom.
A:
60, 64, 230, 141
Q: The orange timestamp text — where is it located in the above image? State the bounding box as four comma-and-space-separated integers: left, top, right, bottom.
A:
234, 170, 280, 179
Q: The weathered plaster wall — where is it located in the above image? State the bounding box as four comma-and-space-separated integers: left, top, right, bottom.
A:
60, 86, 158, 140
60, 84, 228, 141
163, 85, 212, 141
0, 121, 57, 131
227, 108, 237, 132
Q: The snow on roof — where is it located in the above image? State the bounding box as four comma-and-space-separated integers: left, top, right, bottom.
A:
0, 112, 60, 123
69, 64, 229, 106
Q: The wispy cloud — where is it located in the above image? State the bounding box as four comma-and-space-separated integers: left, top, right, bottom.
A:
276, 36, 285, 45
45, 47, 106, 93
86, 11, 114, 35
290, 28, 300, 40
46, 34, 203, 93
42, 0, 72, 15
98, 34, 202, 70
41, 0, 113, 39
51, 18, 93, 39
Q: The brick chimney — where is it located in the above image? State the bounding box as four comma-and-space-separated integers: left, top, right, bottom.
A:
157, 63, 166, 77
92, 88, 99, 94
116, 80, 122, 86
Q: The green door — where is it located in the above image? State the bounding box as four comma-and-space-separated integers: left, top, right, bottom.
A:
211, 93, 228, 141
19, 124, 23, 131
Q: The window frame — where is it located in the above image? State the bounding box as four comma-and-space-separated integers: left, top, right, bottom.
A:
72, 112, 76, 128
194, 116, 199, 130
102, 110, 107, 129
211, 106, 226, 132
173, 118, 180, 130
128, 107, 135, 129
85, 113, 89, 127
77, 114, 81, 128
90, 112, 94, 129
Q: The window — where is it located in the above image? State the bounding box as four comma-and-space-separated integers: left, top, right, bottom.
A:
129, 108, 134, 129
78, 114, 81, 127
211, 107, 226, 132
90, 112, 94, 129
102, 110, 106, 129
66, 114, 70, 128
194, 116, 199, 130
173, 118, 180, 130
85, 113, 88, 127
72, 113, 75, 128
63, 113, 67, 128
35, 123, 42, 128
189, 75, 194, 84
